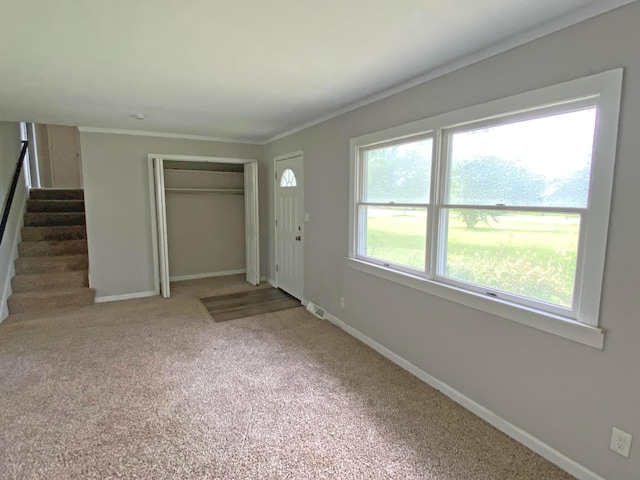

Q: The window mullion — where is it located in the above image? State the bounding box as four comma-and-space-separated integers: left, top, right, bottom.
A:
427, 128, 445, 280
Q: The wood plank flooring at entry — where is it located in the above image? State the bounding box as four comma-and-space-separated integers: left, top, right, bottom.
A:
201, 287, 302, 322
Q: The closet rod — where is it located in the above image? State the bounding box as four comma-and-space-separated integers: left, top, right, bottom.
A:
164, 168, 243, 175
165, 188, 244, 195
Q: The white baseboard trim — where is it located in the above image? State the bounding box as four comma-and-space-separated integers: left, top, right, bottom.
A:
169, 269, 245, 282
324, 312, 604, 480
265, 277, 277, 288
95, 290, 158, 303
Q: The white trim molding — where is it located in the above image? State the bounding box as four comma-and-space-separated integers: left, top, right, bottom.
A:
264, 0, 634, 145
170, 269, 246, 282
78, 126, 261, 145
348, 258, 604, 349
147, 153, 257, 164
324, 312, 605, 480
347, 69, 622, 349
94, 290, 158, 303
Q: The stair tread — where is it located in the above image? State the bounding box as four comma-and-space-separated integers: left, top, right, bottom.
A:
21, 226, 86, 241
18, 253, 88, 260
24, 213, 84, 215
23, 225, 86, 230
9, 189, 92, 314
19, 239, 88, 253
23, 212, 86, 227
13, 270, 88, 279
21, 225, 86, 233
20, 239, 86, 244
29, 199, 83, 202
15, 254, 89, 273
29, 189, 84, 200
31, 189, 83, 192
10, 287, 95, 299
11, 270, 89, 294
24, 213, 85, 218
28, 199, 84, 204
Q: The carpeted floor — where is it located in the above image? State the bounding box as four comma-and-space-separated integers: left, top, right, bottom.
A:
0, 275, 575, 479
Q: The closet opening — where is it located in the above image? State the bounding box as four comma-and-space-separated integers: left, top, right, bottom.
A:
149, 155, 259, 298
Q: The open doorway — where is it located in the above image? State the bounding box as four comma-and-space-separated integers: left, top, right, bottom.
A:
150, 154, 259, 298
32, 124, 83, 188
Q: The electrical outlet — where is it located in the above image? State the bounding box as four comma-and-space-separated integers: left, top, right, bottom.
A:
610, 427, 632, 458
340, 296, 345, 308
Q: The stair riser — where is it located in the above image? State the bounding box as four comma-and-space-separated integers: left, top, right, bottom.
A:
8, 290, 95, 314
11, 272, 89, 293
29, 189, 84, 201
21, 226, 86, 241
24, 213, 85, 227
19, 240, 88, 257
15, 256, 89, 274
27, 200, 85, 213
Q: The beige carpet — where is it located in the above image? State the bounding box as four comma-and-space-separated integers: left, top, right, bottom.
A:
0, 275, 575, 479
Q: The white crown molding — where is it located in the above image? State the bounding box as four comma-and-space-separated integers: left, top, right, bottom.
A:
78, 126, 261, 145
263, 0, 635, 145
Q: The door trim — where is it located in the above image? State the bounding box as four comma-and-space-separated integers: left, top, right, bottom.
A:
148, 153, 259, 298
273, 151, 304, 300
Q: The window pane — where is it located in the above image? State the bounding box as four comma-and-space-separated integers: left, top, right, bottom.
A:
364, 138, 432, 203
359, 206, 427, 271
280, 168, 297, 187
440, 209, 580, 308
447, 108, 596, 208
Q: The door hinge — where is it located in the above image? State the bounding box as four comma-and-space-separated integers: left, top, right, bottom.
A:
275, 219, 278, 227
276, 264, 279, 272
275, 172, 278, 181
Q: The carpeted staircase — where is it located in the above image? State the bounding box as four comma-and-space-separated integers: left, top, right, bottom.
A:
8, 189, 95, 314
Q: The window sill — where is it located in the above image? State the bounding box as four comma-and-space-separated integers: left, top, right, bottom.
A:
347, 258, 605, 349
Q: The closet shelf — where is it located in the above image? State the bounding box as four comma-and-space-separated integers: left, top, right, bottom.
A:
165, 188, 244, 195
164, 168, 243, 175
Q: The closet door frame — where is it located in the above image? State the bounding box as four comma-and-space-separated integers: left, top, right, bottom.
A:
148, 154, 259, 298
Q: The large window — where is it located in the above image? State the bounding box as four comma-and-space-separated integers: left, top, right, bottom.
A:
349, 70, 623, 348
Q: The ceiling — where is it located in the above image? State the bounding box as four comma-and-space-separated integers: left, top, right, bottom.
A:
0, 0, 630, 143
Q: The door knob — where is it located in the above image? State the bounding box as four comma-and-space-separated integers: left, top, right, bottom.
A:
295, 236, 301, 241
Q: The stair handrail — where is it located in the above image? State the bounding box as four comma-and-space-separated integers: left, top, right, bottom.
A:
0, 141, 29, 246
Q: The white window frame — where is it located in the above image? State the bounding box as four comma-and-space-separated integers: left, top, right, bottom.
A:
356, 133, 433, 277
348, 69, 623, 349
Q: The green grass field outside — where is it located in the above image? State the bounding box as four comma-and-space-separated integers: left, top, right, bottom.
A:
363, 208, 579, 307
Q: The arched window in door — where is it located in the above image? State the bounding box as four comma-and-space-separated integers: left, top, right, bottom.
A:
280, 168, 297, 187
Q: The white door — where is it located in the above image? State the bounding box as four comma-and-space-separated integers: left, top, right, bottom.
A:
153, 157, 170, 298
244, 162, 260, 285
275, 155, 304, 300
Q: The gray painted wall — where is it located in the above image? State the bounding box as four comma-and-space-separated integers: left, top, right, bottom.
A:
0, 122, 25, 320
164, 170, 246, 278
79, 132, 261, 299
263, 4, 640, 479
